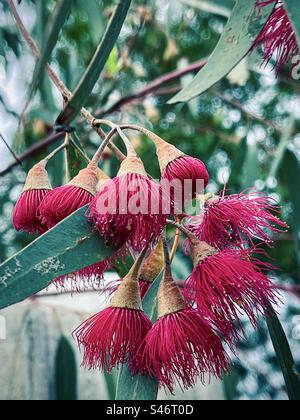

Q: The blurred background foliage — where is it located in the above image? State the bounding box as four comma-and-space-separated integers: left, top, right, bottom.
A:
0, 0, 300, 400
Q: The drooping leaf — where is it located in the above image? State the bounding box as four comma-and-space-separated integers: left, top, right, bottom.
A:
30, 0, 73, 99
36, 0, 57, 113
283, 149, 300, 277
56, 0, 132, 125
104, 371, 117, 401
265, 304, 300, 401
0, 206, 113, 310
282, 0, 300, 46
222, 365, 240, 400
168, 0, 273, 103
55, 336, 78, 401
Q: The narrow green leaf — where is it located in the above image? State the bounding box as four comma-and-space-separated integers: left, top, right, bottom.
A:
55, 336, 78, 401
265, 304, 300, 401
104, 371, 117, 401
30, 0, 73, 98
222, 365, 240, 400
0, 206, 113, 310
116, 365, 158, 401
56, 0, 132, 125
168, 0, 273, 103
283, 150, 300, 276
115, 273, 163, 401
282, 0, 300, 46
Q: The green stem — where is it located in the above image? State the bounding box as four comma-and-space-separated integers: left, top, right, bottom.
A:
43, 140, 68, 165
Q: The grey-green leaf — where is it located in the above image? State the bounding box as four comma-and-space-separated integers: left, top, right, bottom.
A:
55, 336, 78, 401
265, 304, 300, 401
30, 0, 73, 99
56, 0, 132, 125
282, 0, 300, 46
168, 0, 273, 103
0, 206, 112, 310
283, 150, 300, 272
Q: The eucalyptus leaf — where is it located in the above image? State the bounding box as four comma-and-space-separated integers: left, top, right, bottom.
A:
266, 304, 300, 401
30, 0, 73, 99
56, 0, 132, 125
55, 336, 78, 401
0, 206, 113, 310
168, 0, 273, 103
283, 150, 300, 276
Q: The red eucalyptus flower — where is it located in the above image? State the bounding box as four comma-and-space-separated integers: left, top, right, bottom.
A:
88, 155, 167, 251
39, 163, 108, 229
74, 251, 152, 372
134, 266, 229, 392
153, 136, 209, 213
187, 191, 287, 249
13, 161, 52, 234
184, 236, 279, 340
253, 0, 299, 75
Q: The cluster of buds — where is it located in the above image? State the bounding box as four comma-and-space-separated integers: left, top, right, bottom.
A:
12, 122, 286, 392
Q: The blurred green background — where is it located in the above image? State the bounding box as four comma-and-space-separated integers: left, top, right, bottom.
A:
0, 0, 300, 400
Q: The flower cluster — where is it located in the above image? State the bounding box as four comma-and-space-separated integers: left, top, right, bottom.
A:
12, 125, 286, 393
